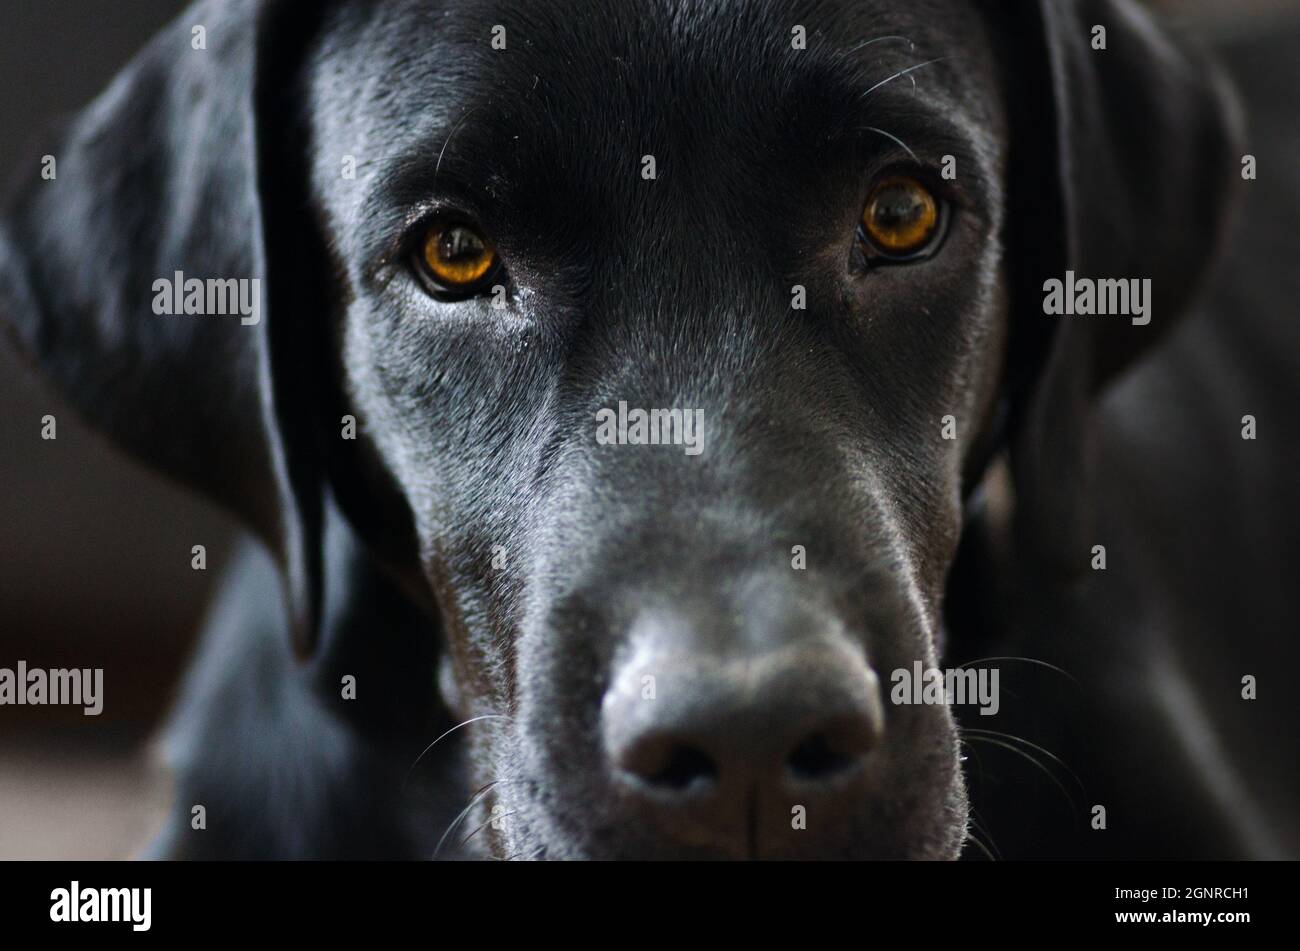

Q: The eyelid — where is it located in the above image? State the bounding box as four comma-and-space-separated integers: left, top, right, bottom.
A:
363, 195, 481, 290
866, 161, 954, 204
849, 125, 979, 216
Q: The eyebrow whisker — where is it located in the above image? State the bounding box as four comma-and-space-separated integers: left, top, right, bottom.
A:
860, 57, 948, 100
845, 35, 915, 55
861, 126, 918, 162
435, 103, 485, 178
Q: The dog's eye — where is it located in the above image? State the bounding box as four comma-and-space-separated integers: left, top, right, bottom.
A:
859, 175, 942, 261
414, 220, 499, 295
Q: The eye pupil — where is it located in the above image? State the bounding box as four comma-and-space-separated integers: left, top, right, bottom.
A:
420, 221, 497, 290
872, 187, 926, 229
440, 226, 485, 263
862, 175, 940, 258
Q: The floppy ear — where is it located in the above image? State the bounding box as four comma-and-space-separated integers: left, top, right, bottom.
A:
0, 0, 327, 655
995, 0, 1243, 575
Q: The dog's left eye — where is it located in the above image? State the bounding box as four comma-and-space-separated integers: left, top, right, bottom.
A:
858, 175, 945, 261
412, 219, 501, 296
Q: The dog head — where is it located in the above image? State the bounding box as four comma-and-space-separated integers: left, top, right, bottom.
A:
0, 0, 1238, 858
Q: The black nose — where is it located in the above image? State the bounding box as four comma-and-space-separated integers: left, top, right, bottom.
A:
601, 635, 884, 855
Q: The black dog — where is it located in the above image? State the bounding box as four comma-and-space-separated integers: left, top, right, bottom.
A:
2, 0, 1295, 859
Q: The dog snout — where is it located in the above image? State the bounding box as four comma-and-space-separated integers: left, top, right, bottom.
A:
599, 615, 883, 857
606, 654, 883, 788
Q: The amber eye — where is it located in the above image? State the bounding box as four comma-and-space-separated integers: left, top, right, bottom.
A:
417, 220, 499, 293
860, 175, 942, 260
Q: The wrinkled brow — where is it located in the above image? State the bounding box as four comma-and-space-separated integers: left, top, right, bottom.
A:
350, 43, 988, 273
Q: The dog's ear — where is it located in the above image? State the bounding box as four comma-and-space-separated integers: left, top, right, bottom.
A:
994, 0, 1243, 575
0, 0, 328, 655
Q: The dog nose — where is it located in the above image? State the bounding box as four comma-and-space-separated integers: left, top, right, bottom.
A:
601, 631, 884, 855
612, 690, 879, 790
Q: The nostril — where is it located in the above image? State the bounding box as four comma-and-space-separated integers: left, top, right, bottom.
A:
648, 745, 718, 791
620, 737, 719, 793
787, 733, 856, 780
786, 719, 877, 783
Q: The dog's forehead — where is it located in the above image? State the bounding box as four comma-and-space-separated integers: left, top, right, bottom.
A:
335, 0, 990, 69
307, 0, 1001, 257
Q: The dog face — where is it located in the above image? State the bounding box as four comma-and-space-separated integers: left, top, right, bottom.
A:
308, 0, 1014, 859
0, 0, 1238, 859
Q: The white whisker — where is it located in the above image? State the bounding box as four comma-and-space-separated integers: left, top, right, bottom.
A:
861, 58, 948, 99
403, 714, 511, 790
846, 35, 915, 55
861, 126, 917, 161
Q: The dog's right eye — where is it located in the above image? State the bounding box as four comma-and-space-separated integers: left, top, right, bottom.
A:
858, 175, 945, 262
412, 219, 501, 297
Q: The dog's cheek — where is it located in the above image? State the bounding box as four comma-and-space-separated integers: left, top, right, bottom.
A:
436, 654, 468, 721
501, 605, 622, 856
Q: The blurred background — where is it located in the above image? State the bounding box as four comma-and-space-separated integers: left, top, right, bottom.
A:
0, 0, 229, 859
1, 0, 1298, 859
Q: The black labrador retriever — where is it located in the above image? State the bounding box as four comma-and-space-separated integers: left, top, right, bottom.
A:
2, 0, 1295, 859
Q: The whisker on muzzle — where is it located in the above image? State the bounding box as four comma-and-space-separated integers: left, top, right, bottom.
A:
966, 809, 1002, 861
403, 714, 513, 791
962, 731, 1083, 820
432, 780, 500, 859
963, 728, 1088, 799
955, 655, 1082, 689
459, 811, 517, 852
433, 779, 526, 860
